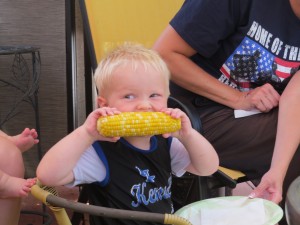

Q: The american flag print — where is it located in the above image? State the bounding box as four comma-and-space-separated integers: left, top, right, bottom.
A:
220, 37, 300, 92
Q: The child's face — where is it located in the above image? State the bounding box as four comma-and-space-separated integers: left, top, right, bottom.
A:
98, 63, 169, 112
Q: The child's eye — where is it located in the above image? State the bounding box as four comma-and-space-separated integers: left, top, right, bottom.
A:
150, 93, 160, 98
124, 94, 134, 99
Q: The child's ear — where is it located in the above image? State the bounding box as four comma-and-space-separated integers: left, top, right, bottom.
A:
97, 96, 107, 107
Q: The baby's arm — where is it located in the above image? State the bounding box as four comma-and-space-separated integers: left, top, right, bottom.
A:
0, 170, 36, 198
161, 108, 219, 176
37, 107, 120, 187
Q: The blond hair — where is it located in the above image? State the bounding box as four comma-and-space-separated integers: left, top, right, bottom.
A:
94, 43, 170, 95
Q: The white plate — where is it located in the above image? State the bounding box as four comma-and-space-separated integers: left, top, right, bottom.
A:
175, 196, 283, 225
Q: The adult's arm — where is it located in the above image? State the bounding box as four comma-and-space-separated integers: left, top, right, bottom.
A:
153, 25, 280, 112
250, 71, 300, 203
271, 71, 300, 185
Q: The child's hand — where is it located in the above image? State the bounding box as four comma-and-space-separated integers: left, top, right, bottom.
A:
84, 107, 121, 142
160, 108, 192, 139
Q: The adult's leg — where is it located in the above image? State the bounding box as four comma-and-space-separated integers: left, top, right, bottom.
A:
0, 136, 25, 225
198, 106, 300, 201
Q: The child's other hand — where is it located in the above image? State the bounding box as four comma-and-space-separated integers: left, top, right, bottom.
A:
160, 108, 192, 139
84, 107, 121, 142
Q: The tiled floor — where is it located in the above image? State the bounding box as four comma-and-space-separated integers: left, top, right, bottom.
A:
18, 182, 254, 225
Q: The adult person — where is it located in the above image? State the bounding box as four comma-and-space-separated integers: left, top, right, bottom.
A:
153, 0, 300, 208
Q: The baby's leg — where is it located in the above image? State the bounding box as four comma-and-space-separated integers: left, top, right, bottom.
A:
0, 136, 25, 225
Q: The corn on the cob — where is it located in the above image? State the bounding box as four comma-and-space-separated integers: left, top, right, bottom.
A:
97, 112, 181, 137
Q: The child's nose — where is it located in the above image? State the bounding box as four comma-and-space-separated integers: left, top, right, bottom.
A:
137, 100, 152, 111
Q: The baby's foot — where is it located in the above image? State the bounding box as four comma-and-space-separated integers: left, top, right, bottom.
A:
20, 178, 37, 197
0, 177, 36, 198
12, 128, 39, 152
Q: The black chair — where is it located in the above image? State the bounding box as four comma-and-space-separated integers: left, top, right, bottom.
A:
73, 0, 251, 223
167, 96, 250, 210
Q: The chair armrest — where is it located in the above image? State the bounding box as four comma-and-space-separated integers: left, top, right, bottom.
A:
213, 169, 238, 189
214, 167, 247, 188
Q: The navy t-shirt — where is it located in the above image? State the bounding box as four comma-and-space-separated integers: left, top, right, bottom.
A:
170, 0, 300, 97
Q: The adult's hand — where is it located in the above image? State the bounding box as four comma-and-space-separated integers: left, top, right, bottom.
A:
248, 169, 283, 204
240, 83, 280, 112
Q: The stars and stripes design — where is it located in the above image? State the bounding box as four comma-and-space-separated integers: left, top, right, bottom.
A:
220, 37, 300, 91
274, 58, 300, 78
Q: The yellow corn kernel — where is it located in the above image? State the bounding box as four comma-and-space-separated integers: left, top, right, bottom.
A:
97, 112, 181, 137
